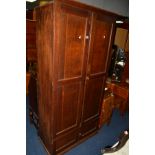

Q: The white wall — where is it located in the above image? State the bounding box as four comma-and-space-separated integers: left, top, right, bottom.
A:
77, 0, 129, 17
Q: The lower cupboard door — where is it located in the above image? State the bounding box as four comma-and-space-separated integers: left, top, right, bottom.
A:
80, 76, 106, 137
55, 130, 78, 153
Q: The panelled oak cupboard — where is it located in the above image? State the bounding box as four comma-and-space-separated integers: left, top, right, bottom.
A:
36, 0, 120, 154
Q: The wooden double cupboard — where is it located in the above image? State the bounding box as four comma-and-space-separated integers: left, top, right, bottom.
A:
36, 0, 120, 154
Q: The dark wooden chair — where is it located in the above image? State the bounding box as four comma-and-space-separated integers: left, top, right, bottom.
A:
101, 130, 129, 154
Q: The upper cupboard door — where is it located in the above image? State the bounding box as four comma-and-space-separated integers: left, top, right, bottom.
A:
88, 14, 114, 76
55, 4, 91, 81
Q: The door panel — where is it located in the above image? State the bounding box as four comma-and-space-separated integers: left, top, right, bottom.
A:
55, 82, 81, 135
57, 5, 90, 80
82, 77, 105, 123
89, 15, 113, 75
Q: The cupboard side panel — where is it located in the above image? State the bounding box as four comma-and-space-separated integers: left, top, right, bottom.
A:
36, 4, 54, 152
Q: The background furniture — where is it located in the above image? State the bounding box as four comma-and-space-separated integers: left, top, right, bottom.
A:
26, 72, 31, 95
26, 19, 37, 64
99, 19, 129, 128
35, 0, 123, 154
99, 81, 129, 127
26, 18, 38, 127
26, 19, 36, 95
28, 73, 38, 128
114, 25, 129, 83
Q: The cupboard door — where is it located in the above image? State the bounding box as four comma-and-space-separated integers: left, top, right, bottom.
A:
89, 14, 114, 75
54, 3, 91, 146
80, 14, 114, 136
55, 4, 91, 80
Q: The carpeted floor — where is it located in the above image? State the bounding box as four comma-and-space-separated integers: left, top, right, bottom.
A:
26, 96, 129, 155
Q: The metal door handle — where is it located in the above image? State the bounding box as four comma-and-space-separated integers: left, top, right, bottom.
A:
78, 35, 82, 39
85, 35, 89, 39
86, 76, 89, 80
